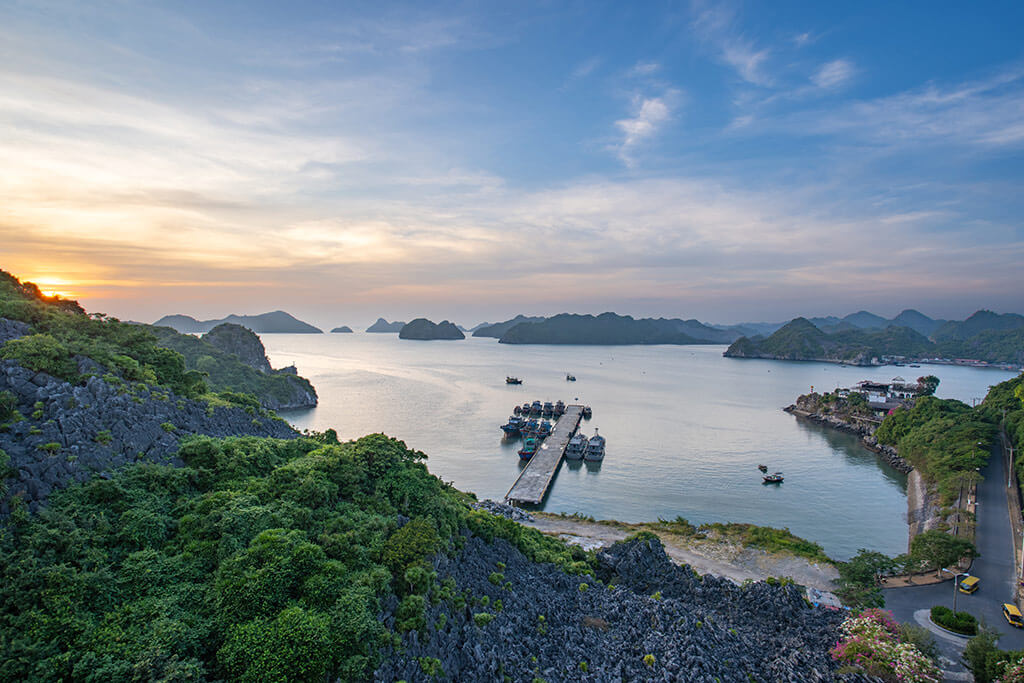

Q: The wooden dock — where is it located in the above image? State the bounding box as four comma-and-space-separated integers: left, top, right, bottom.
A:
505, 404, 584, 506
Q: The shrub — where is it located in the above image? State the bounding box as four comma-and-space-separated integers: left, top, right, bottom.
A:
930, 605, 977, 635
473, 612, 495, 627
418, 657, 443, 677
396, 594, 426, 633
39, 442, 61, 455
160, 422, 177, 432
489, 571, 504, 585
0, 334, 78, 382
578, 582, 588, 592
831, 609, 940, 681
643, 654, 655, 667
95, 430, 112, 445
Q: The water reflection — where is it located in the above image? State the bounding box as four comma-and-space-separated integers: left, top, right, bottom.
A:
792, 416, 907, 490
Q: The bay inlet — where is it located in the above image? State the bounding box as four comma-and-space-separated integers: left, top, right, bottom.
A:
266, 333, 1015, 561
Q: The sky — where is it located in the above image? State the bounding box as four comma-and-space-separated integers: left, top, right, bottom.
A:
3, 0, 1023, 328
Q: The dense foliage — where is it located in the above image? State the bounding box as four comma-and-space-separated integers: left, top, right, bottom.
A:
875, 396, 994, 503
929, 605, 977, 635
963, 629, 1024, 683
0, 434, 472, 681
0, 271, 206, 398
499, 312, 725, 345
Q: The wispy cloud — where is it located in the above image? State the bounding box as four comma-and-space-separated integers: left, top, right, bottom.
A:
812, 59, 855, 89
690, 1, 772, 86
613, 90, 680, 166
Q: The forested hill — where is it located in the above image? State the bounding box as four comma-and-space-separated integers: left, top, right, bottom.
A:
154, 311, 322, 334
725, 313, 1024, 365
498, 312, 736, 345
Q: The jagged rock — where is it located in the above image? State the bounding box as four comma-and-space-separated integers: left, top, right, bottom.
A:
0, 358, 296, 513
0, 318, 29, 344
471, 499, 533, 522
374, 535, 864, 682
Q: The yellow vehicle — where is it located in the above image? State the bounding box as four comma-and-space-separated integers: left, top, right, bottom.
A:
1004, 603, 1024, 629
958, 576, 980, 594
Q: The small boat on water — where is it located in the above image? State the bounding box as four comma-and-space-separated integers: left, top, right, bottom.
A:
566, 374, 576, 382
758, 464, 768, 473
565, 432, 588, 460
584, 428, 605, 461
518, 438, 539, 459
542, 401, 554, 417
506, 376, 523, 385
537, 420, 552, 437
762, 472, 784, 484
582, 406, 593, 419
554, 400, 565, 417
501, 416, 524, 435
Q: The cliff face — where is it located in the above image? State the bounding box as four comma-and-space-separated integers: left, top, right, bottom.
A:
0, 358, 296, 513
398, 318, 465, 340
202, 323, 272, 373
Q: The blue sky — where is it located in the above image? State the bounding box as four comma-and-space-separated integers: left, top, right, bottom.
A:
3, 0, 1023, 326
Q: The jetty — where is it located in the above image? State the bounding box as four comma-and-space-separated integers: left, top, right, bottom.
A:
505, 404, 584, 506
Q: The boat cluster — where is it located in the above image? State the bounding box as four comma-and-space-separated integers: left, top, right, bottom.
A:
565, 428, 605, 462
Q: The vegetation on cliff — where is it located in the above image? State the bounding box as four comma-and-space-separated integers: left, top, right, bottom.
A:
152, 324, 317, 410
0, 433, 593, 681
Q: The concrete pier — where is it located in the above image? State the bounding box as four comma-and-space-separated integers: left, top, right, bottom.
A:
505, 404, 584, 506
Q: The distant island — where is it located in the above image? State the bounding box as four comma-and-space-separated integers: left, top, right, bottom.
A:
724, 310, 1024, 366
154, 311, 322, 334
497, 312, 738, 345
473, 315, 546, 338
330, 325, 353, 333
398, 318, 465, 340
366, 318, 405, 333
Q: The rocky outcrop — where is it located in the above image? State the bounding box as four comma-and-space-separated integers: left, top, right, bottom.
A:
0, 318, 29, 344
499, 312, 727, 345
398, 319, 465, 340
202, 323, 272, 373
374, 534, 858, 682
330, 326, 353, 333
0, 359, 296, 513
366, 318, 406, 333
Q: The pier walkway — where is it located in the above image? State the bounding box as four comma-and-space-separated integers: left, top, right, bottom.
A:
505, 405, 584, 506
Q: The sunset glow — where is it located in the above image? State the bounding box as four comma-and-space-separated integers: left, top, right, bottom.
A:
2, 1, 1021, 327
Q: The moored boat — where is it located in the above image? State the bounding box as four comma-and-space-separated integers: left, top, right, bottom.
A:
537, 420, 552, 437
518, 438, 539, 459
530, 400, 543, 415
582, 406, 592, 419
565, 433, 588, 460
758, 464, 768, 473
554, 400, 565, 417
501, 416, 524, 435
542, 401, 554, 417
520, 418, 539, 436
584, 428, 605, 461
566, 374, 576, 381
506, 376, 523, 385
762, 472, 784, 484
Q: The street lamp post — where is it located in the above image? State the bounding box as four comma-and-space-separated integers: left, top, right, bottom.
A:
941, 568, 967, 613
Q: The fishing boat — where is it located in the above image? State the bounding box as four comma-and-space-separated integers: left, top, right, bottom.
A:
554, 400, 565, 417
500, 416, 524, 435
518, 438, 539, 459
566, 374, 576, 381
537, 420, 552, 437
520, 418, 539, 436
582, 406, 593, 419
506, 376, 523, 385
520, 403, 531, 415
565, 433, 588, 460
542, 401, 554, 417
530, 401, 543, 415
584, 428, 605, 461
757, 464, 768, 473
762, 472, 784, 484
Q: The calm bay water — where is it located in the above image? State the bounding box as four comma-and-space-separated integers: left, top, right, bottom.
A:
263, 333, 1016, 561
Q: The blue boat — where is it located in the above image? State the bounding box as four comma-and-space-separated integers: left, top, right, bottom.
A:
501, 416, 524, 435
537, 420, 552, 437
518, 438, 539, 459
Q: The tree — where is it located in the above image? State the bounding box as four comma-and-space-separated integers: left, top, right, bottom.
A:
909, 530, 977, 577
962, 628, 1000, 683
917, 375, 940, 396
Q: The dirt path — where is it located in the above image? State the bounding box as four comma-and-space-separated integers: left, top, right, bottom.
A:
524, 514, 840, 593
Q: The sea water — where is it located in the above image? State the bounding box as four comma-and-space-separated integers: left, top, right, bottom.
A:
264, 333, 1015, 560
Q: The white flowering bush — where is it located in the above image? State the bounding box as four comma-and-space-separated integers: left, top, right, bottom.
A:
1001, 656, 1024, 682
830, 609, 940, 682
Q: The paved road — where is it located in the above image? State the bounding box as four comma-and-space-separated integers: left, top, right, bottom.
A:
884, 437, 1024, 667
